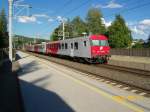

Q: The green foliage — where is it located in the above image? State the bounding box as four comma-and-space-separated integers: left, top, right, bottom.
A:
50, 28, 60, 41
86, 8, 106, 34
145, 34, 150, 48
50, 20, 74, 41
132, 42, 143, 48
0, 9, 8, 48
71, 16, 88, 37
108, 15, 132, 48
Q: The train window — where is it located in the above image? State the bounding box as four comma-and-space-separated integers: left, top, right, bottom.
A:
62, 43, 64, 49
59, 44, 61, 49
74, 42, 78, 50
91, 40, 109, 46
83, 41, 87, 46
71, 43, 73, 49
100, 40, 109, 46
65, 43, 68, 49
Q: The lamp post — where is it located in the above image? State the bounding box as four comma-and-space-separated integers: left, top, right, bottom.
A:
8, 0, 13, 61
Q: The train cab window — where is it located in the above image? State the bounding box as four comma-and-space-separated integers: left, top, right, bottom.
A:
74, 42, 78, 50
65, 43, 68, 49
83, 41, 87, 46
62, 43, 64, 49
71, 43, 73, 49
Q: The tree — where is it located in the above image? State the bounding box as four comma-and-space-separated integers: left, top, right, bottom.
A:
50, 20, 74, 41
86, 8, 106, 34
148, 34, 150, 43
132, 42, 143, 48
71, 16, 87, 37
50, 28, 60, 41
0, 9, 8, 48
108, 15, 132, 48
146, 34, 150, 48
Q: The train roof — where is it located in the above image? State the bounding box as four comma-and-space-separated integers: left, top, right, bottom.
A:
90, 35, 108, 40
47, 34, 108, 44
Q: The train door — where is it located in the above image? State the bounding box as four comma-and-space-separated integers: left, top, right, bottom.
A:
70, 43, 74, 57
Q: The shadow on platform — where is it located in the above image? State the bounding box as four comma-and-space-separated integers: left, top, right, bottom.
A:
20, 79, 75, 112
17, 60, 41, 77
15, 52, 41, 76
0, 52, 23, 112
15, 53, 30, 61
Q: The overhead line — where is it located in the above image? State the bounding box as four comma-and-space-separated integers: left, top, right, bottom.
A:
40, 0, 91, 36
38, 0, 73, 35
63, 0, 90, 17
105, 1, 150, 18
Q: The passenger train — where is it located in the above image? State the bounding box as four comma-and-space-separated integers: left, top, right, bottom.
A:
26, 35, 111, 64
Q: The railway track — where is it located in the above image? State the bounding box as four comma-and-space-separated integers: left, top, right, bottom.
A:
20, 51, 150, 96
97, 64, 150, 76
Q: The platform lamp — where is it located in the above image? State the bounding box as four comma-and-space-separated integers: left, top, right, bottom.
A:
8, 0, 13, 62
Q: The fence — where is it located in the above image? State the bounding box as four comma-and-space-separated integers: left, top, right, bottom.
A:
110, 48, 150, 57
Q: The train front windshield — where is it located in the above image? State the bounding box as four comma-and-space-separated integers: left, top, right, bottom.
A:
91, 40, 109, 46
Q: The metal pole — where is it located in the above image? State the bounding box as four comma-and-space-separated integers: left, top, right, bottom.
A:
62, 22, 65, 40
8, 0, 13, 61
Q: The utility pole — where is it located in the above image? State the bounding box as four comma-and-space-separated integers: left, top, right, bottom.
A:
8, 0, 13, 61
62, 22, 65, 40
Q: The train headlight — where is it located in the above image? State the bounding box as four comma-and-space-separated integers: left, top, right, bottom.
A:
100, 46, 103, 50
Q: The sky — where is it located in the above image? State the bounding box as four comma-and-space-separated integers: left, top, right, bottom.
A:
0, 0, 150, 40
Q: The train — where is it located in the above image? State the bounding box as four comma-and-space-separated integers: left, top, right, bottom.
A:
26, 34, 111, 64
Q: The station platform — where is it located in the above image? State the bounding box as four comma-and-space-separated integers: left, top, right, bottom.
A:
17, 51, 150, 112
109, 55, 150, 71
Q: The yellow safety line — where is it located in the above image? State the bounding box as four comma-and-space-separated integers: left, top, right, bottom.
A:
36, 56, 144, 112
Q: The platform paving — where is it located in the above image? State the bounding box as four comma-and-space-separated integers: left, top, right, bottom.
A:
17, 51, 150, 112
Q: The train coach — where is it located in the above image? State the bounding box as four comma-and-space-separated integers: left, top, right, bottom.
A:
26, 34, 111, 64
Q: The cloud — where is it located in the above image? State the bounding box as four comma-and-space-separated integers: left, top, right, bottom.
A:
101, 18, 111, 27
17, 14, 54, 24
18, 16, 36, 23
128, 19, 150, 39
56, 16, 67, 22
48, 18, 54, 22
104, 0, 123, 8
33, 14, 49, 18
139, 19, 150, 26
92, 0, 123, 9
131, 26, 146, 35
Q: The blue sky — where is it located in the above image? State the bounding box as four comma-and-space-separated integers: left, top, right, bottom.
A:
0, 0, 150, 40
